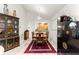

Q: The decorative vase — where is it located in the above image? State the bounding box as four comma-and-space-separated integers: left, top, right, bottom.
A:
3, 4, 9, 15
13, 10, 16, 17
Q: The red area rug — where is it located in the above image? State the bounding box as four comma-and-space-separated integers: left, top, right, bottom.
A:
24, 40, 56, 53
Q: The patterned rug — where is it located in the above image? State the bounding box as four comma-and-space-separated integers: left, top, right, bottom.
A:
24, 40, 56, 53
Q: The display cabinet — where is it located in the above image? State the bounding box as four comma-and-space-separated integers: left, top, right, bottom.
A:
0, 13, 19, 52
57, 15, 79, 54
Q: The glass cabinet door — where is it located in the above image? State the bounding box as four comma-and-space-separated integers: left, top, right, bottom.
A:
6, 24, 13, 33
14, 19, 19, 34
0, 17, 5, 34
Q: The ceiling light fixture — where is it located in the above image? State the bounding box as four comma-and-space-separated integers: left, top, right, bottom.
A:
38, 16, 42, 20
37, 5, 42, 20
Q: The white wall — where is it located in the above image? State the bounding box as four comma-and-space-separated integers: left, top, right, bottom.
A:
51, 4, 79, 21
48, 20, 57, 51
0, 4, 28, 44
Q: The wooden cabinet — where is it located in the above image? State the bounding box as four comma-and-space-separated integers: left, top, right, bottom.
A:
0, 13, 19, 52
24, 30, 29, 40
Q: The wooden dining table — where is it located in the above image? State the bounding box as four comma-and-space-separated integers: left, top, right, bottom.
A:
32, 32, 48, 47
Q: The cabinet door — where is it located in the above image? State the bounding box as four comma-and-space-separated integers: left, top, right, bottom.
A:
0, 16, 5, 34
14, 19, 19, 34
14, 37, 19, 47
6, 18, 14, 34
24, 32, 29, 40
7, 39, 13, 50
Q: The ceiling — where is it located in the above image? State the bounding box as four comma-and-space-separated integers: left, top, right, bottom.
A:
22, 4, 66, 20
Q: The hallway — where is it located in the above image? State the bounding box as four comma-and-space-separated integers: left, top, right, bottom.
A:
0, 4, 64, 54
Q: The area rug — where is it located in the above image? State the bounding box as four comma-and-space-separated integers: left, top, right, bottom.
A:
24, 40, 56, 53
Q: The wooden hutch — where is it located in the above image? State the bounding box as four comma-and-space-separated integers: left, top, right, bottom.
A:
0, 13, 19, 52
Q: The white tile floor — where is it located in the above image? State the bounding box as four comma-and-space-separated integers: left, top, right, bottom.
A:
2, 39, 56, 55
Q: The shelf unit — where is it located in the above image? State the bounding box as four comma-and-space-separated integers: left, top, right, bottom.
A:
0, 13, 19, 52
